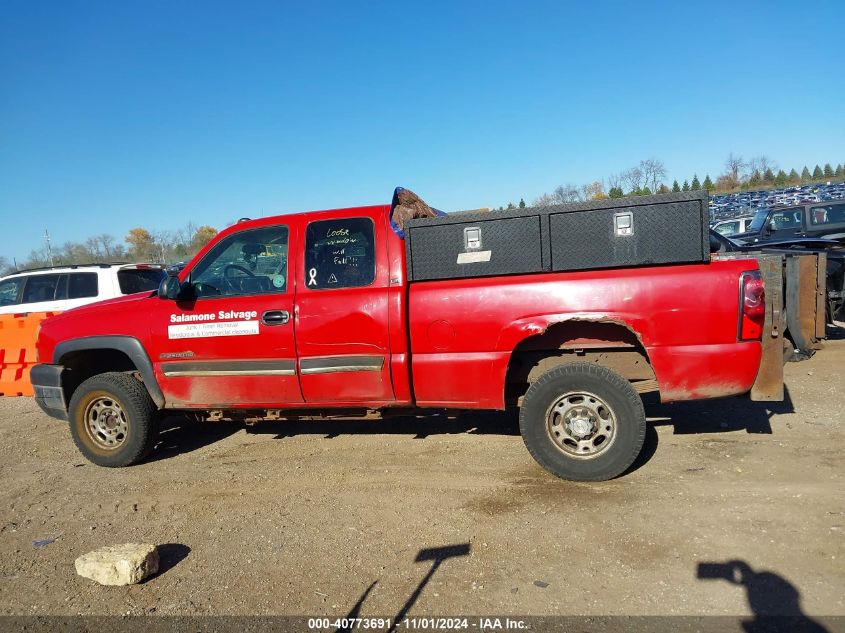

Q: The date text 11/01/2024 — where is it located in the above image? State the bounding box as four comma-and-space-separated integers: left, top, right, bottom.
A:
307, 617, 528, 630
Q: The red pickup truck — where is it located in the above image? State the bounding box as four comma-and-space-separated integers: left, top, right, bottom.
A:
31, 190, 772, 481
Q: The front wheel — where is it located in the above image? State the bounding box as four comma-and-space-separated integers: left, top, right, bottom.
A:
68, 372, 159, 467
519, 362, 646, 481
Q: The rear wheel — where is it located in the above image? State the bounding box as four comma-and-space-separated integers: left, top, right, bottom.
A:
68, 372, 159, 467
519, 362, 646, 481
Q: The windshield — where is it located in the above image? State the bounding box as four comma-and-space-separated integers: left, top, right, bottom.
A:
748, 209, 770, 232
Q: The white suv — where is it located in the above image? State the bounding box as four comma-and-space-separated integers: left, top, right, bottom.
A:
0, 263, 166, 315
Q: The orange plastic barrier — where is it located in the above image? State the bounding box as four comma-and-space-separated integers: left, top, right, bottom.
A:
0, 312, 60, 397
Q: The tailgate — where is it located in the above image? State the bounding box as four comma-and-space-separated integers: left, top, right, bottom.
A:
713, 251, 827, 401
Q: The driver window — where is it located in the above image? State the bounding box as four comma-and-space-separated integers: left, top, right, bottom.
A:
190, 225, 289, 298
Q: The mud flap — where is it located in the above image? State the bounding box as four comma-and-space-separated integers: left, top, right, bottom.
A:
750, 255, 785, 401
784, 252, 826, 359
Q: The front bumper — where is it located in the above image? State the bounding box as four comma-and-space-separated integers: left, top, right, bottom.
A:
30, 364, 68, 421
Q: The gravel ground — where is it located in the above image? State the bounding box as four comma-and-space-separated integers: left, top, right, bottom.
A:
0, 334, 843, 621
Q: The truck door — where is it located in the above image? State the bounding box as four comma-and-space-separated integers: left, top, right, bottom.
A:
150, 223, 303, 407
767, 207, 804, 239
294, 212, 395, 403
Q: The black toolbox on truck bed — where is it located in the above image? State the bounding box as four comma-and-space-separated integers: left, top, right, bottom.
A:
404, 190, 710, 281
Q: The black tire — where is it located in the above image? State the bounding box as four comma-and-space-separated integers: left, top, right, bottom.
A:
518, 362, 646, 481
68, 372, 159, 467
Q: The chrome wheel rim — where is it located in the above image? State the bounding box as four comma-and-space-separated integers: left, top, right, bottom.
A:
546, 391, 616, 458
84, 396, 129, 450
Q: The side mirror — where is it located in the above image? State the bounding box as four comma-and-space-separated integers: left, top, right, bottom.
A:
762, 220, 773, 237
158, 275, 182, 300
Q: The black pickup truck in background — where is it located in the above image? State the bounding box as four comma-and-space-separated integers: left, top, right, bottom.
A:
731, 201, 845, 245
710, 229, 844, 361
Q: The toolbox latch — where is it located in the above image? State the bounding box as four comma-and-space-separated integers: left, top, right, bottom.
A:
464, 227, 482, 250
614, 212, 634, 237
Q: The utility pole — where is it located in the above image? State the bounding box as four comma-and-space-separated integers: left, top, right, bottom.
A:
44, 229, 55, 266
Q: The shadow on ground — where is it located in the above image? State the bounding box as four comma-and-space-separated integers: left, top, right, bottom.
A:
697, 559, 829, 632
643, 386, 795, 435
145, 386, 796, 467
335, 543, 471, 633
147, 410, 522, 464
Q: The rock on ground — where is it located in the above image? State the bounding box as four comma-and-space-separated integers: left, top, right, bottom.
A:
74, 543, 159, 586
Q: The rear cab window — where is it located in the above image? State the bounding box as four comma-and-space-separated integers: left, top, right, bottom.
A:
118, 267, 166, 294
304, 217, 376, 289
809, 202, 845, 226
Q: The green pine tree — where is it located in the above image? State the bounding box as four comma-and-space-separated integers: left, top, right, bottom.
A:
641, 186, 652, 195
763, 168, 774, 183
506, 202, 515, 210
608, 187, 623, 199
702, 175, 713, 191
788, 168, 800, 183
671, 180, 680, 192
835, 164, 844, 178
691, 175, 701, 190
801, 166, 811, 181
681, 180, 690, 192
518, 198, 526, 208
823, 164, 834, 178
774, 169, 787, 186
749, 170, 762, 186
812, 165, 823, 179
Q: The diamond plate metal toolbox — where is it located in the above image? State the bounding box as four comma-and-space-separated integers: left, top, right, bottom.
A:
405, 211, 549, 281
404, 191, 709, 281
547, 191, 710, 272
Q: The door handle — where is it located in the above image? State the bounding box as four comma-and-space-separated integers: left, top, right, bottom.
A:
262, 310, 290, 325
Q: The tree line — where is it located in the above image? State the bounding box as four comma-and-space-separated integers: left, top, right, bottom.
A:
494, 155, 845, 209
0, 223, 218, 275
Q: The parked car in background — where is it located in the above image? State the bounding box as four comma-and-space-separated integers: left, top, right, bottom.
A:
712, 216, 755, 236
0, 263, 166, 315
730, 201, 845, 245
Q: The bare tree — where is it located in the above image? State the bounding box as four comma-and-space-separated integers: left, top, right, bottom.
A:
725, 153, 746, 183
533, 193, 558, 206
85, 237, 105, 260
151, 230, 178, 264
59, 241, 92, 264
748, 155, 777, 181
22, 247, 51, 269
584, 181, 606, 200
640, 158, 667, 193
553, 184, 584, 203
606, 172, 622, 192
621, 166, 644, 193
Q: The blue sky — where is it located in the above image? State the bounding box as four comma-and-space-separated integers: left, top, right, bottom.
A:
1, 0, 842, 264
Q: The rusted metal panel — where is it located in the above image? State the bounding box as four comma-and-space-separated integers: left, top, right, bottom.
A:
750, 254, 784, 401
816, 251, 827, 341
785, 254, 823, 357
798, 255, 822, 351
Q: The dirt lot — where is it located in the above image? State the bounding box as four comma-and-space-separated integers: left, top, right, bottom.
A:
0, 334, 843, 621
